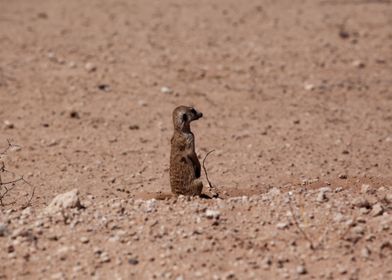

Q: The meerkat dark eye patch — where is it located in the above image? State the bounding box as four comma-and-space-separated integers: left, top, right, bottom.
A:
190, 108, 196, 114
182, 114, 188, 122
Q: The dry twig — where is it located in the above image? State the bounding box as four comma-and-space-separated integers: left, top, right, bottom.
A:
202, 150, 215, 188
202, 150, 218, 197
0, 140, 35, 208
287, 192, 315, 250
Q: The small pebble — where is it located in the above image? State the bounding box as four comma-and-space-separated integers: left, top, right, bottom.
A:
160, 86, 173, 94
47, 52, 56, 60
316, 187, 331, 202
128, 258, 139, 265
85, 62, 96, 72
100, 252, 110, 263
352, 198, 370, 209
276, 222, 289, 230
339, 30, 350, 39
338, 174, 347, 179
339, 267, 347, 275
205, 209, 220, 219
97, 84, 111, 92
7, 245, 15, 253
384, 193, 392, 204
80, 237, 89, 244
144, 199, 157, 213
0, 223, 8, 237
68, 61, 76, 68
129, 125, 140, 130
69, 111, 80, 119
352, 60, 365, 68
296, 265, 307, 275
335, 187, 343, 192
225, 271, 235, 279
352, 225, 365, 235
3, 120, 14, 129
304, 83, 315, 91
370, 203, 383, 217
138, 100, 147, 107
361, 247, 371, 259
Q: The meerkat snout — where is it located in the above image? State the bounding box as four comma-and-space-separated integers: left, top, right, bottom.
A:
191, 107, 203, 119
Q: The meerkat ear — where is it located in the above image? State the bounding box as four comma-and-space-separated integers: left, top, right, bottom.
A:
182, 113, 188, 122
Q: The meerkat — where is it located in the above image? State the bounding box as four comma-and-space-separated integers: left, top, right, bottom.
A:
170, 105, 204, 196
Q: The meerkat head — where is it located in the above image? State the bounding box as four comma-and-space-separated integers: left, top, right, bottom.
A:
172, 105, 203, 132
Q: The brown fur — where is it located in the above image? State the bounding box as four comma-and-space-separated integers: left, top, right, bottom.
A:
170, 106, 203, 196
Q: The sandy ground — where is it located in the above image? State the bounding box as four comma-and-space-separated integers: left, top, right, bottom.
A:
0, 0, 391, 279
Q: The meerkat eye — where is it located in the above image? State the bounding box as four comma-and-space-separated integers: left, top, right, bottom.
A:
190, 108, 196, 114
182, 113, 188, 122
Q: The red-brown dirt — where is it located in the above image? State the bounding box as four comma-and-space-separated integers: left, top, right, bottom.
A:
1, 0, 391, 279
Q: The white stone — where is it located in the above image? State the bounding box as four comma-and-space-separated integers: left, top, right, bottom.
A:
352, 60, 365, 68
205, 209, 220, 219
3, 120, 14, 129
304, 83, 315, 91
316, 187, 331, 202
276, 222, 289, 229
370, 203, 384, 217
144, 199, 157, 213
45, 189, 82, 215
160, 86, 173, 94
296, 265, 307, 275
84, 62, 96, 72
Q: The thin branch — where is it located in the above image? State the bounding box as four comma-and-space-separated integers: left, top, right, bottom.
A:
202, 150, 215, 189
0, 140, 35, 207
0, 184, 17, 206
287, 192, 315, 250
0, 139, 19, 156
0, 163, 3, 184
203, 150, 219, 198
0, 176, 25, 185
22, 179, 35, 209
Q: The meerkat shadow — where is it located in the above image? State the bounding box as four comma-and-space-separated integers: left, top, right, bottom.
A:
135, 191, 218, 200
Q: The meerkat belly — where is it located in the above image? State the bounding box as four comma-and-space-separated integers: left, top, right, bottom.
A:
170, 140, 197, 194
170, 153, 195, 182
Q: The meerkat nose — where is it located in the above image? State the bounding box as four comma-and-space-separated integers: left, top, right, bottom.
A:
199, 112, 203, 118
